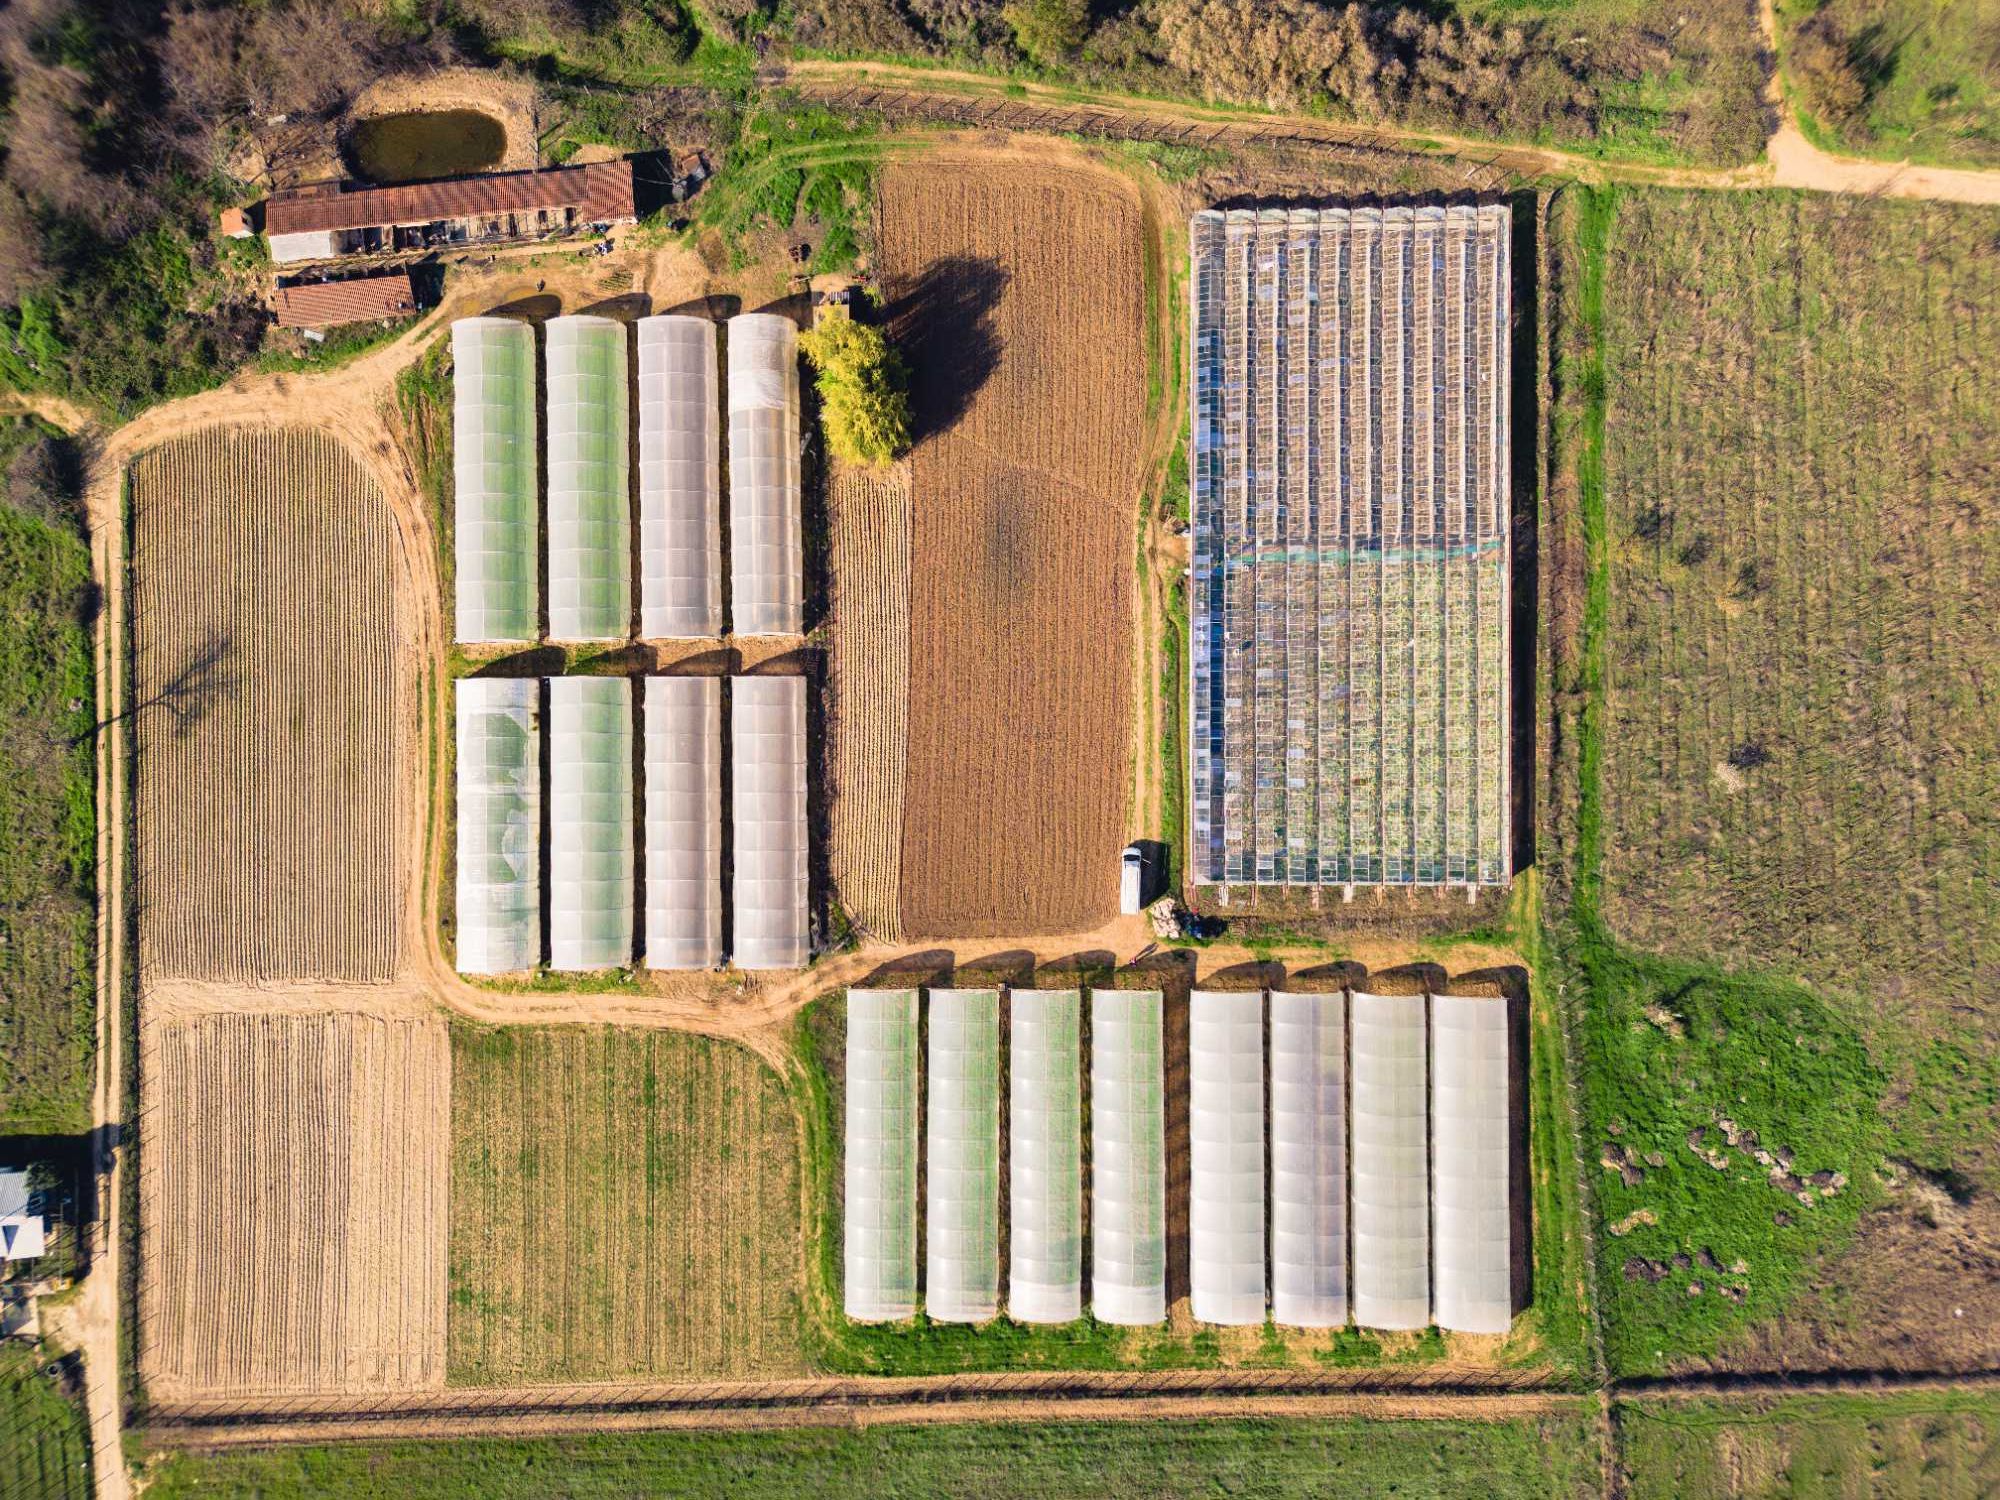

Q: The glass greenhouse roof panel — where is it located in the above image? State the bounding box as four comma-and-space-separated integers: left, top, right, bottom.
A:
1431, 994, 1512, 1333
844, 987, 919, 1322
730, 675, 807, 969
727, 314, 802, 635
454, 677, 540, 974
546, 315, 631, 642
1091, 988, 1166, 1326
1189, 990, 1266, 1326
1350, 991, 1430, 1330
548, 676, 634, 970
1008, 989, 1082, 1324
926, 988, 1000, 1323
643, 675, 721, 970
451, 317, 538, 644
1269, 990, 1348, 1328
637, 316, 721, 638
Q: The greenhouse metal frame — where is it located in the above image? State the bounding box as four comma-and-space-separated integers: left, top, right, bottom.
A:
546, 315, 631, 642
1431, 994, 1512, 1333
1350, 990, 1430, 1329
926, 988, 1001, 1323
730, 675, 808, 969
1270, 989, 1348, 1327
637, 316, 722, 638
1008, 988, 1083, 1324
727, 314, 803, 635
1189, 991, 1267, 1325
1189, 204, 1511, 890
643, 675, 721, 970
1090, 988, 1167, 1325
548, 676, 634, 970
453, 678, 540, 974
844, 988, 919, 1322
451, 317, 538, 644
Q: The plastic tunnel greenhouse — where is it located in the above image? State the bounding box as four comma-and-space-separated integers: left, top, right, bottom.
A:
926, 988, 1000, 1324
727, 314, 802, 635
1008, 989, 1082, 1324
729, 675, 808, 969
844, 988, 919, 1322
1189, 991, 1266, 1326
1350, 991, 1430, 1329
1090, 989, 1166, 1326
1269, 990, 1348, 1328
453, 678, 540, 974
637, 316, 721, 638
451, 317, 537, 644
548, 676, 633, 970
1431, 994, 1513, 1333
643, 676, 720, 970
546, 315, 631, 642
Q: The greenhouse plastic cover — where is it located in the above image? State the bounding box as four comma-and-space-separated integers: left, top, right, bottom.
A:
1009, 989, 1082, 1324
926, 988, 1000, 1323
1431, 994, 1512, 1333
643, 676, 720, 970
637, 316, 721, 638
1351, 991, 1430, 1329
1269, 990, 1348, 1327
454, 678, 540, 974
546, 315, 631, 642
451, 318, 537, 644
1189, 991, 1266, 1326
1091, 989, 1166, 1325
844, 988, 918, 1322
548, 676, 633, 970
727, 315, 802, 635
730, 675, 807, 969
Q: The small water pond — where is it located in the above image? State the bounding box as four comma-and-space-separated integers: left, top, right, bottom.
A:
347, 110, 507, 185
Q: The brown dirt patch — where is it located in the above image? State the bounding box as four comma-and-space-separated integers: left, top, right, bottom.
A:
879, 149, 1147, 938
138, 1009, 450, 1399
131, 426, 409, 982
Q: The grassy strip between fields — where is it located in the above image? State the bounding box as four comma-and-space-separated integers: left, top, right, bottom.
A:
0, 1348, 89, 1500
140, 1410, 1603, 1499
1617, 1389, 2000, 1499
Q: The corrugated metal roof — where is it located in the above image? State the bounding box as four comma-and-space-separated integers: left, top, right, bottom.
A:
265, 160, 637, 237
273, 272, 419, 328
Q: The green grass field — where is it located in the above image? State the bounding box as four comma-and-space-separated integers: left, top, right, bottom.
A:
0, 417, 95, 1134
0, 1349, 89, 1500
141, 1410, 1602, 1499
1619, 1390, 2000, 1497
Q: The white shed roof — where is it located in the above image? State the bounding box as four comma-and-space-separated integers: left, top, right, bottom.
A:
1008, 988, 1082, 1324
454, 677, 541, 974
546, 315, 631, 642
727, 314, 802, 635
729, 676, 808, 969
926, 988, 1000, 1323
548, 676, 633, 970
643, 676, 721, 970
1269, 990, 1348, 1328
451, 317, 538, 644
1090, 988, 1166, 1326
1189, 990, 1266, 1326
1350, 991, 1430, 1330
637, 316, 721, 638
844, 988, 919, 1322
1431, 994, 1512, 1333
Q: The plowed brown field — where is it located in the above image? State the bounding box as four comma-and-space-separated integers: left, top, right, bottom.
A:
130, 426, 407, 982
138, 1011, 450, 1399
879, 153, 1147, 937
827, 460, 912, 941
446, 1026, 808, 1384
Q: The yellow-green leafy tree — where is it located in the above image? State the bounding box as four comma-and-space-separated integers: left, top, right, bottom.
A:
799, 318, 912, 468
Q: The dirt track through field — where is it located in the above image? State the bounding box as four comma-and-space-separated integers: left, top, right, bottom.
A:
131, 427, 407, 982
827, 461, 912, 941
881, 149, 1147, 938
139, 1010, 449, 1400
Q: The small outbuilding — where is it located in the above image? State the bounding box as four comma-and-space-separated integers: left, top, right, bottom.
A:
273, 271, 420, 330
0, 1170, 46, 1262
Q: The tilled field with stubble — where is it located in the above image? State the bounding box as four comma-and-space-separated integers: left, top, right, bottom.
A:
139, 1011, 450, 1400
130, 426, 406, 982
878, 156, 1147, 938
827, 460, 912, 941
446, 1026, 808, 1384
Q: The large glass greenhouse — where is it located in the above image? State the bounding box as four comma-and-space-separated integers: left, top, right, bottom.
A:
643, 675, 721, 970
451, 317, 538, 644
1189, 991, 1267, 1326
925, 988, 1001, 1323
1350, 990, 1431, 1329
637, 316, 721, 639
453, 678, 540, 974
1007, 988, 1083, 1324
729, 675, 808, 969
843, 987, 919, 1322
1269, 989, 1349, 1328
548, 676, 634, 970
546, 315, 631, 642
726, 314, 802, 636
1089, 988, 1166, 1326
1431, 994, 1513, 1333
